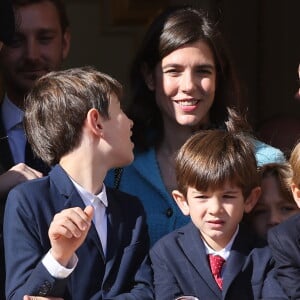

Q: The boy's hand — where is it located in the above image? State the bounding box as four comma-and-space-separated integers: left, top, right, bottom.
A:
48, 206, 94, 266
0, 163, 43, 197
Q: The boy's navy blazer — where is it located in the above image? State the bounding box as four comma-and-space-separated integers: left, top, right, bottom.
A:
4, 165, 153, 300
268, 213, 300, 299
150, 222, 287, 300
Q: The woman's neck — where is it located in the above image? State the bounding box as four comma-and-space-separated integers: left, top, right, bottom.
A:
156, 122, 195, 195
159, 122, 195, 154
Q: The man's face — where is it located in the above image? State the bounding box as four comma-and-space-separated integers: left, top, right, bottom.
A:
0, 1, 70, 104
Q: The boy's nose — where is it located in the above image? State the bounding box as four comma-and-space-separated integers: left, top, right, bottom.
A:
208, 198, 223, 214
268, 210, 281, 226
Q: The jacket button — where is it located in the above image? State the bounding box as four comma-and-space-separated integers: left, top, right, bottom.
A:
38, 281, 52, 296
165, 207, 173, 218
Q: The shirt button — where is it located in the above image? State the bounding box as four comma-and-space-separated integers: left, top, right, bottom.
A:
165, 207, 173, 218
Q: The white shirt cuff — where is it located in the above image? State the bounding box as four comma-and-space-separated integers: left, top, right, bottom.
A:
42, 250, 78, 279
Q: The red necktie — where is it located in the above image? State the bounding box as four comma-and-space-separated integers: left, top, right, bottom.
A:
208, 254, 225, 289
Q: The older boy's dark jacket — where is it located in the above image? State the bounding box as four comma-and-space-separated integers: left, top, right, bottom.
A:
150, 222, 287, 300
268, 213, 300, 299
4, 164, 153, 300
0, 113, 50, 299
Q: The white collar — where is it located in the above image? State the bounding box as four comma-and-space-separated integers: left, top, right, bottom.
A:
69, 177, 108, 208
204, 225, 239, 261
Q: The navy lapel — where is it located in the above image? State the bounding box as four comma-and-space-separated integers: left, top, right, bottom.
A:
0, 117, 14, 171
49, 165, 105, 261
222, 226, 255, 293
177, 223, 222, 298
102, 189, 122, 281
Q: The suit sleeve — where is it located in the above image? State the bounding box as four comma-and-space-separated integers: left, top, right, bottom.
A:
149, 244, 182, 300
268, 226, 300, 299
106, 256, 154, 300
4, 188, 67, 299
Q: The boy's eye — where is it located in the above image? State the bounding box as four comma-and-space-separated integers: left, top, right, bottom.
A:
195, 195, 208, 199
252, 209, 267, 216
280, 206, 298, 213
223, 194, 235, 199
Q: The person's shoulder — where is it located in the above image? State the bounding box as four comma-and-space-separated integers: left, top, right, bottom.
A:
5, 175, 51, 213
151, 222, 194, 251
270, 213, 300, 236
268, 214, 300, 254
252, 138, 286, 166
8, 175, 50, 195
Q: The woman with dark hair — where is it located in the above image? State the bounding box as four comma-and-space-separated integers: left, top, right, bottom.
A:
105, 6, 284, 246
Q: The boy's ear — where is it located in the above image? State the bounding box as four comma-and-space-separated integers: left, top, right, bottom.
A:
244, 186, 261, 213
172, 190, 190, 216
291, 183, 300, 208
141, 63, 155, 91
86, 108, 103, 136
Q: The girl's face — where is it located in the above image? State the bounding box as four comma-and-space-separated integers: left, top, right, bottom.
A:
250, 175, 300, 239
147, 40, 216, 129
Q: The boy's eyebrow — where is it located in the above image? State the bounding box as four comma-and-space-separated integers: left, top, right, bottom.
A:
223, 189, 240, 194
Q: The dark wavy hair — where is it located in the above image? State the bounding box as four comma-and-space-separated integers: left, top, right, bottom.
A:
128, 6, 248, 152
12, 0, 69, 33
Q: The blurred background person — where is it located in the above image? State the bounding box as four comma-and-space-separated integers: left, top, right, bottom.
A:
0, 0, 70, 297
245, 163, 300, 240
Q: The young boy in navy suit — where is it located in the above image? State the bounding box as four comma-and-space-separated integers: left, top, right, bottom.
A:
268, 142, 300, 298
4, 67, 153, 300
150, 130, 288, 300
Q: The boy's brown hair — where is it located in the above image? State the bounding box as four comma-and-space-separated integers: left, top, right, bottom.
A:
290, 142, 300, 188
175, 130, 259, 198
258, 163, 294, 203
24, 66, 122, 166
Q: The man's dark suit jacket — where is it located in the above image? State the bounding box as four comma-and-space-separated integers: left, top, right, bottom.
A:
0, 113, 17, 300
4, 164, 153, 300
0, 112, 50, 299
268, 213, 300, 299
150, 222, 288, 300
